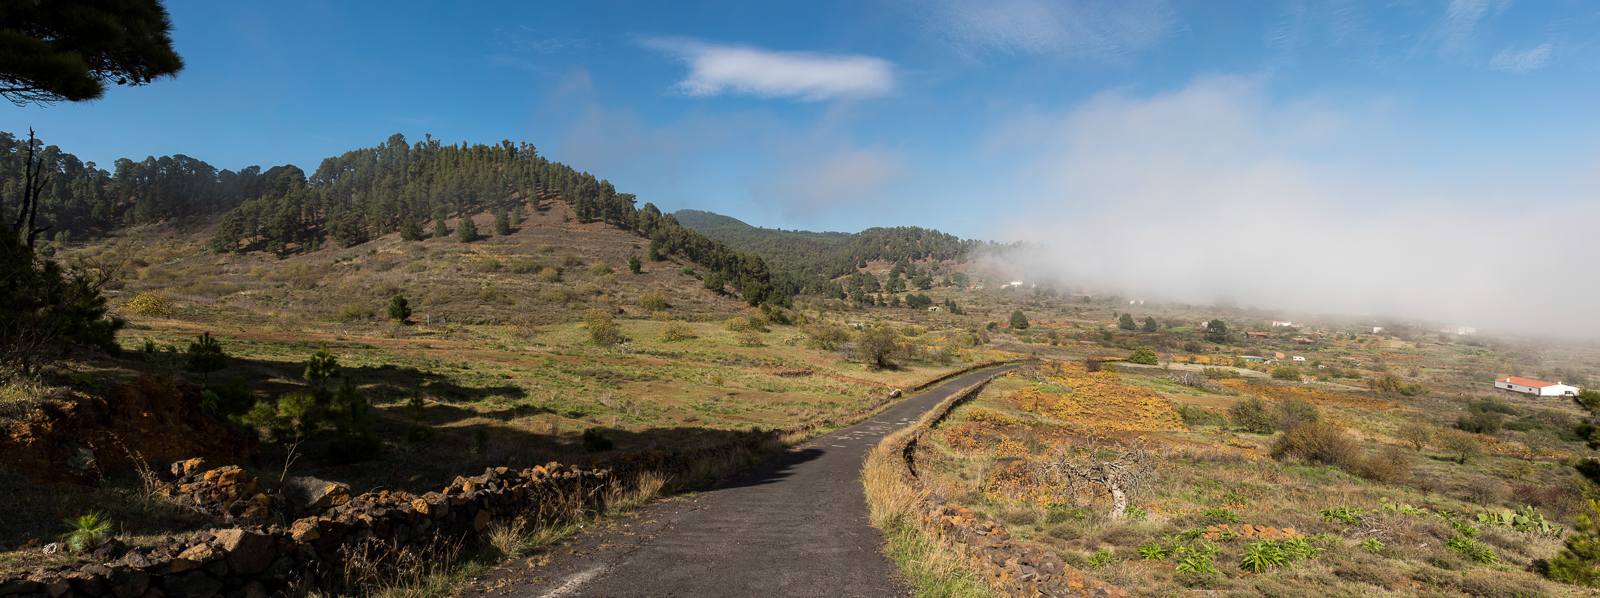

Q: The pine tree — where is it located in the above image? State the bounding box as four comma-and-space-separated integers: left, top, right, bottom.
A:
1119, 313, 1137, 330
399, 216, 422, 241
457, 217, 478, 243
1009, 310, 1030, 330
433, 216, 448, 240
185, 332, 228, 388
388, 295, 412, 323
493, 209, 511, 236
304, 343, 340, 386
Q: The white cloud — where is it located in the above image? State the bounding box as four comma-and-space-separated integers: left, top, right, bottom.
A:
985, 76, 1600, 339
641, 38, 893, 101
913, 0, 1177, 60
1490, 43, 1552, 73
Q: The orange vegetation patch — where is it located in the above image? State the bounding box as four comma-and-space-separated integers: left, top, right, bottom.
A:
1170, 355, 1233, 366
1217, 379, 1401, 411
1480, 436, 1572, 462
1000, 363, 1184, 432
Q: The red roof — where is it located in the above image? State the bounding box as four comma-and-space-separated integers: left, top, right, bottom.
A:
1498, 376, 1559, 388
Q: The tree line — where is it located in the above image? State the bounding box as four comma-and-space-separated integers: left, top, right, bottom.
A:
0, 131, 778, 305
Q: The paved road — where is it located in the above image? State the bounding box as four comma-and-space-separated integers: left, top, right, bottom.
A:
451, 365, 1017, 598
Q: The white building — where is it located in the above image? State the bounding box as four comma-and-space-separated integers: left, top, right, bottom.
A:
1494, 376, 1579, 397
1441, 325, 1477, 335
1272, 321, 1295, 327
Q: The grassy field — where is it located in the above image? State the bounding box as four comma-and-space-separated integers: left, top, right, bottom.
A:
9, 211, 1600, 596
905, 358, 1598, 596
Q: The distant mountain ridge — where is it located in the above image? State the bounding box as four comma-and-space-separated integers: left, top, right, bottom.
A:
672, 209, 983, 294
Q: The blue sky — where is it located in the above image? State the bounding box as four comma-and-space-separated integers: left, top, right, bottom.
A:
11, 1, 1600, 335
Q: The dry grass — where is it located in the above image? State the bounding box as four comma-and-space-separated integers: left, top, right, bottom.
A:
862, 427, 1002, 598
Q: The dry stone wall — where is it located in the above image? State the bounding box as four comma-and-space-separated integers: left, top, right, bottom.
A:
886, 369, 1130, 598
1, 361, 1016, 598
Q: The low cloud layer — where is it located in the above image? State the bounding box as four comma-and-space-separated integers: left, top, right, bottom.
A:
988, 76, 1600, 339
642, 37, 894, 101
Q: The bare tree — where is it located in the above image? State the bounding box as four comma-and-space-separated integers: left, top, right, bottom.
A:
1035, 440, 1156, 519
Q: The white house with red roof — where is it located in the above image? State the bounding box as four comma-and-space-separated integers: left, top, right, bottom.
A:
1494, 376, 1579, 397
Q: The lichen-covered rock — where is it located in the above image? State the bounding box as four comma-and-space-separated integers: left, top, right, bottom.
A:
282, 477, 350, 511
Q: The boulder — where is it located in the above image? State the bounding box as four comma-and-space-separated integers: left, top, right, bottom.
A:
161, 572, 222, 598
214, 530, 277, 576
281, 477, 350, 510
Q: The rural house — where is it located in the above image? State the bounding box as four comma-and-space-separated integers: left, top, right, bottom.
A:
1272, 321, 1295, 327
1494, 376, 1579, 397
1245, 331, 1268, 339
1441, 325, 1477, 335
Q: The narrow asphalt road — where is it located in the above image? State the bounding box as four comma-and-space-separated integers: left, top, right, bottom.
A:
450, 364, 1018, 598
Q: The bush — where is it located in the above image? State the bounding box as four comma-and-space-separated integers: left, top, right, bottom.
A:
1127, 346, 1158, 365
337, 303, 375, 321
1277, 397, 1320, 430
509, 259, 543, 274
581, 428, 614, 452
1271, 366, 1301, 381
805, 324, 851, 351
639, 292, 670, 311
584, 308, 626, 348
589, 261, 612, 276
1369, 372, 1428, 396
1229, 397, 1278, 434
1345, 447, 1413, 484
473, 260, 502, 273
535, 267, 562, 283
1270, 421, 1358, 466
1438, 430, 1484, 464
1457, 410, 1504, 434
660, 321, 695, 342
125, 291, 175, 317
388, 295, 412, 323
1396, 420, 1435, 450
737, 330, 764, 347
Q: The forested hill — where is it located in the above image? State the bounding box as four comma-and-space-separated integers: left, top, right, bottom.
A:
672, 209, 981, 280
0, 132, 779, 305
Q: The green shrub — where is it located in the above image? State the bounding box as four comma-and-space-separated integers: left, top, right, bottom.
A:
584, 309, 626, 348
1127, 346, 1158, 365
1277, 396, 1320, 430
1270, 421, 1357, 466
1344, 447, 1413, 484
535, 267, 562, 283
1271, 366, 1301, 380
1229, 397, 1278, 434
639, 293, 670, 312
737, 330, 764, 347
1369, 372, 1427, 396
59, 512, 113, 552
1457, 410, 1504, 434
509, 259, 543, 274
337, 303, 375, 321
582, 428, 614, 452
589, 261, 612, 276
660, 321, 696, 342
1438, 430, 1484, 464
1446, 536, 1497, 563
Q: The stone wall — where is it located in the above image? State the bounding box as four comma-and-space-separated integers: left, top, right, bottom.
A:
884, 369, 1129, 598
0, 361, 1017, 598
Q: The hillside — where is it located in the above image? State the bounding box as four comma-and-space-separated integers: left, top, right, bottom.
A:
672, 209, 982, 283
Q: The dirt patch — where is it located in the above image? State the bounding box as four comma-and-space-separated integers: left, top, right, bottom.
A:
0, 376, 259, 486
